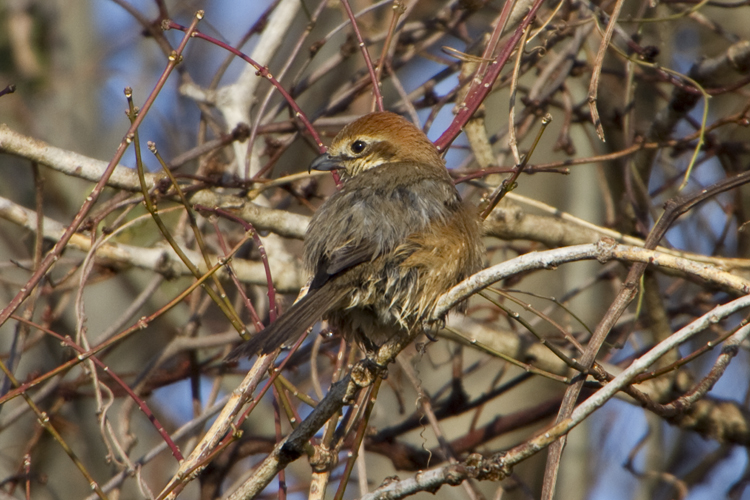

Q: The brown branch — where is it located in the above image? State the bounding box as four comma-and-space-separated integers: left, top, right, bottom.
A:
0, 12, 204, 330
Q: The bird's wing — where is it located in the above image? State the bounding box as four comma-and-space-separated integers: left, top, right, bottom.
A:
326, 244, 374, 276
309, 243, 374, 290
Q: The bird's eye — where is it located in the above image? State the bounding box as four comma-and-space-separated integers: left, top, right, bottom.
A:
350, 140, 367, 154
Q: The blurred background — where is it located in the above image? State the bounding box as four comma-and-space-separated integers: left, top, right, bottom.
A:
1, 0, 750, 499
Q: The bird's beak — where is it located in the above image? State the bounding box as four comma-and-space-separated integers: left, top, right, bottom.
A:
309, 152, 343, 173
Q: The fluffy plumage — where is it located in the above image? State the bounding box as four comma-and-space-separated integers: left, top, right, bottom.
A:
226, 112, 483, 360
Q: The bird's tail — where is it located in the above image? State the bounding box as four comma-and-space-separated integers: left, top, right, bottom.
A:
225, 284, 347, 361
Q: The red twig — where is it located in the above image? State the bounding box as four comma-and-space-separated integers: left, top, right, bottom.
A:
23, 453, 30, 500
164, 20, 326, 154
433, 0, 545, 152
271, 389, 288, 500
206, 217, 264, 332
169, 331, 313, 497
0, 243, 240, 407
475, 0, 517, 83
235, 333, 309, 429
12, 315, 184, 461
372, 2, 406, 114
194, 204, 278, 322
340, 0, 384, 112
0, 12, 203, 330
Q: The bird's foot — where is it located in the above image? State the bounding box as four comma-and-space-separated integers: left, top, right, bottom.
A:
345, 358, 387, 404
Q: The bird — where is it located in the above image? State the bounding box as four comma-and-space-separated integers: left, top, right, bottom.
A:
226, 111, 484, 361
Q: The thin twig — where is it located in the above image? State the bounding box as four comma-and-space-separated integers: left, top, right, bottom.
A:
340, 0, 384, 112
0, 11, 203, 330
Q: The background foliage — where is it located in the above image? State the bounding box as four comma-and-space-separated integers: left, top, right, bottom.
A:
1, 0, 750, 499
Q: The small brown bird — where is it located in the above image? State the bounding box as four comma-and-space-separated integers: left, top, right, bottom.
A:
227, 111, 483, 360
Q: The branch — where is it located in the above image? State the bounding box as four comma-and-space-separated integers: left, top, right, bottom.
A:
0, 11, 203, 330
0, 124, 162, 190
364, 297, 750, 499
434, 241, 750, 317
0, 196, 305, 292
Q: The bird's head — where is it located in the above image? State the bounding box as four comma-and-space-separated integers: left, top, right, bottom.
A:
309, 112, 444, 178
